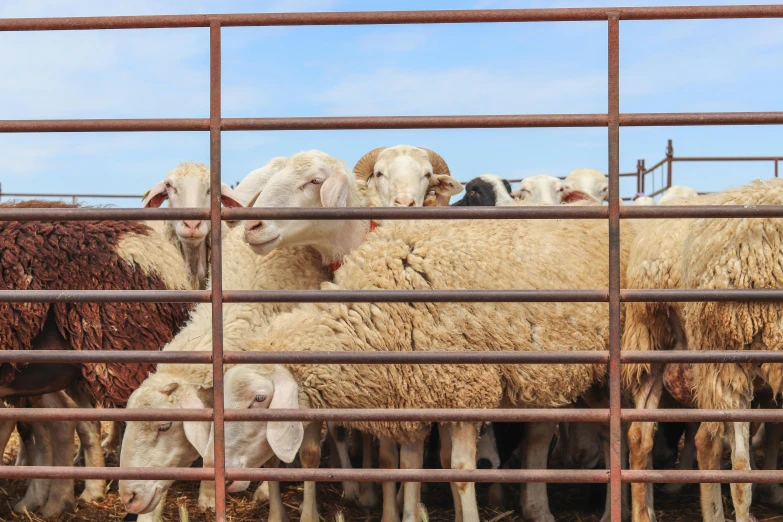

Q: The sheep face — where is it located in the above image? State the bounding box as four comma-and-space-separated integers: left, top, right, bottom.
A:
208, 365, 304, 474
564, 169, 609, 202
119, 379, 208, 515
368, 146, 462, 207
452, 174, 514, 206
143, 162, 242, 245
512, 175, 566, 204
559, 422, 603, 469
243, 151, 354, 257
659, 185, 698, 204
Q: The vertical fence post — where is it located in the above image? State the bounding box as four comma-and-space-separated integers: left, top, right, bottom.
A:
209, 20, 227, 522
666, 139, 673, 189
775, 159, 779, 178
635, 159, 642, 193
607, 13, 622, 522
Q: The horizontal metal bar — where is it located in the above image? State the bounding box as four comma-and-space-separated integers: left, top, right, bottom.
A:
4, 204, 783, 222
222, 114, 607, 130
0, 118, 209, 133
0, 207, 209, 221
0, 408, 213, 422
623, 409, 783, 422
0, 192, 143, 199
674, 156, 782, 162
0, 350, 211, 364
0, 466, 212, 481
223, 289, 609, 303
0, 408, 610, 423
2, 112, 782, 135
620, 205, 783, 218
223, 350, 610, 364
620, 289, 783, 302
620, 112, 783, 126
225, 468, 610, 484
641, 157, 669, 174
223, 206, 609, 220
2, 5, 783, 32
622, 470, 783, 484
0, 290, 210, 303
620, 349, 783, 364
3, 349, 782, 366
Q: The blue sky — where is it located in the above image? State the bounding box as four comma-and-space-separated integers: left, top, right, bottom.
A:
1, 0, 782, 206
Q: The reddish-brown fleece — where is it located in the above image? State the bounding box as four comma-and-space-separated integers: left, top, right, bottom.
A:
0, 201, 191, 405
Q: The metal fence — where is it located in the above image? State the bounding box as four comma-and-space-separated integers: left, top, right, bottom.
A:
2, 5, 783, 522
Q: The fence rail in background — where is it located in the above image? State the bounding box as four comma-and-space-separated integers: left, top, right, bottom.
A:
1, 6, 783, 522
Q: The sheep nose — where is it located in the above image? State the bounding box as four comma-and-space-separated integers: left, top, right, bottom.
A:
120, 491, 136, 508
394, 196, 415, 207
183, 220, 202, 231
477, 458, 493, 470
244, 220, 263, 233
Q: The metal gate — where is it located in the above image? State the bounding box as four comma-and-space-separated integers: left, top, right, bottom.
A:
2, 6, 783, 522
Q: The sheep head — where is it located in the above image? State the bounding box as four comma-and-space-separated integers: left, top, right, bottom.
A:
563, 169, 608, 202
119, 376, 212, 515
142, 162, 243, 289
353, 145, 462, 207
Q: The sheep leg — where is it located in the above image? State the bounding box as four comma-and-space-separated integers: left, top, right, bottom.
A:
39, 393, 76, 518
64, 385, 106, 502
0, 402, 16, 464
14, 421, 52, 515
696, 422, 725, 522
451, 422, 480, 522
662, 422, 698, 496
628, 366, 663, 522
400, 439, 424, 522
264, 457, 288, 522
327, 422, 361, 502
380, 435, 401, 522
359, 432, 380, 508
101, 421, 123, 458
520, 422, 556, 522
438, 422, 462, 522
757, 422, 783, 506
15, 430, 27, 466
299, 420, 323, 522
727, 415, 753, 522
198, 479, 216, 512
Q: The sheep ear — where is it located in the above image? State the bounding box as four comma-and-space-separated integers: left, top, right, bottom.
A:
184, 421, 213, 458
160, 382, 179, 396
320, 170, 350, 208
202, 427, 216, 465
220, 183, 244, 208
429, 175, 463, 197
562, 189, 596, 204
267, 366, 303, 464
142, 181, 169, 208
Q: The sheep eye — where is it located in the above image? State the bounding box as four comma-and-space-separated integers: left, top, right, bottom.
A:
158, 422, 173, 433
424, 172, 432, 179
374, 172, 383, 178
469, 190, 478, 195
311, 179, 324, 185
164, 182, 172, 189
254, 394, 267, 403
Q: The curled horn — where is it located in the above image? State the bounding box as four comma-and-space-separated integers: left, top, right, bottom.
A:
421, 148, 450, 175
352, 147, 387, 182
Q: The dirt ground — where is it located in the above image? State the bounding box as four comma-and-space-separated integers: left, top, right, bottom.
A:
1, 423, 782, 522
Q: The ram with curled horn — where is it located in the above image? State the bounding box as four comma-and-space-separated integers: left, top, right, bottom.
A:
353, 145, 463, 207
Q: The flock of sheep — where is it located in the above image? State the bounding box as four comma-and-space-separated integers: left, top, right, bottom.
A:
0, 144, 781, 522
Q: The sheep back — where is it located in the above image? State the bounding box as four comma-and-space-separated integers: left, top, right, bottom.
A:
0, 201, 192, 405
682, 179, 783, 409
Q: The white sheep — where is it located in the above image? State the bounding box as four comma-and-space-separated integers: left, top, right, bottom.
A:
119, 149, 448, 520
511, 174, 597, 205
632, 195, 656, 205
564, 168, 608, 202
352, 145, 462, 207
234, 158, 626, 522
658, 184, 697, 204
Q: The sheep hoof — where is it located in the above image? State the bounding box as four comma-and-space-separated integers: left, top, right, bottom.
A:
79, 487, 105, 503
342, 481, 361, 503
41, 497, 74, 519
198, 490, 216, 512
488, 483, 504, 509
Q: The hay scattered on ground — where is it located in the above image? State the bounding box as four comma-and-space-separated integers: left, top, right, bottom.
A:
1, 423, 781, 522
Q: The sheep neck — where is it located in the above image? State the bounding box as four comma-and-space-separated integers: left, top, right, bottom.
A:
313, 219, 373, 268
